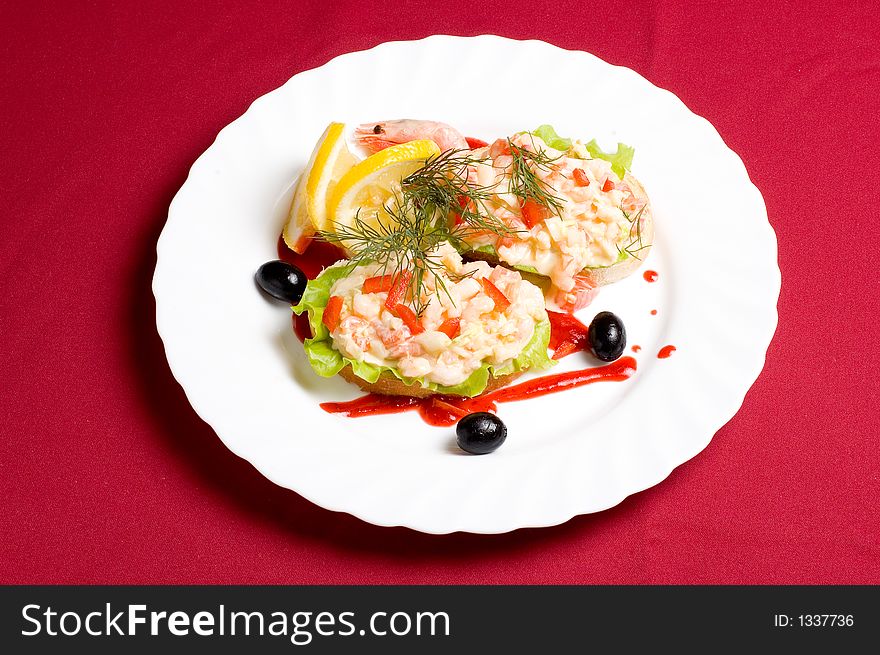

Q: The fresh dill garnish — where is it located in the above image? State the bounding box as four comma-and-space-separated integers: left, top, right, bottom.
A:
400, 149, 518, 242
616, 204, 650, 261
506, 137, 566, 216
318, 150, 518, 315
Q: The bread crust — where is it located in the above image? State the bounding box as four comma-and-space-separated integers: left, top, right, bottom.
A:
466, 172, 653, 288
337, 365, 522, 398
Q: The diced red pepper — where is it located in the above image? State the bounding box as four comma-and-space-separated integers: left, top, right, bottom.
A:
520, 199, 549, 229
393, 303, 424, 334
322, 295, 344, 332
363, 274, 395, 294
602, 178, 615, 192
383, 270, 413, 310
450, 195, 474, 226
572, 168, 590, 187
465, 136, 489, 149
481, 278, 511, 312
437, 317, 461, 339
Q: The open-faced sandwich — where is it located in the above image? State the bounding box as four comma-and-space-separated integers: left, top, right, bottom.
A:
454, 127, 652, 312
292, 242, 553, 397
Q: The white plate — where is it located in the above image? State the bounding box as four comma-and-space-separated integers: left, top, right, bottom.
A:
153, 35, 779, 534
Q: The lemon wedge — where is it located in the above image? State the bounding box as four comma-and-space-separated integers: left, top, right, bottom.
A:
327, 139, 441, 241
282, 122, 356, 253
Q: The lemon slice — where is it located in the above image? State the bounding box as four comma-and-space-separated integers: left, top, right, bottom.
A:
327, 139, 441, 241
282, 122, 356, 253
283, 173, 310, 253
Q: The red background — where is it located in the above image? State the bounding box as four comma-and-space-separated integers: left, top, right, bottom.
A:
2, 0, 878, 584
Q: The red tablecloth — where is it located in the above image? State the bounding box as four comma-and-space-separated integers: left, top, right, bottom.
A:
2, 0, 878, 584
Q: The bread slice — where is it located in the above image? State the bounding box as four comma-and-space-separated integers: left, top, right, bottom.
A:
337, 365, 522, 398
466, 172, 653, 289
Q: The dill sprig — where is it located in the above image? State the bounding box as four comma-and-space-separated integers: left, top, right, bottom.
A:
318, 150, 518, 315
616, 204, 650, 261
506, 137, 566, 216
400, 149, 519, 243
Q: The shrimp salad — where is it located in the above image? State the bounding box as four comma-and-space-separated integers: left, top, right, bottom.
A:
327, 243, 546, 386
293, 243, 554, 395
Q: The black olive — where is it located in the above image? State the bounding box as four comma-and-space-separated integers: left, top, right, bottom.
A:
456, 412, 507, 455
588, 311, 626, 361
255, 260, 306, 304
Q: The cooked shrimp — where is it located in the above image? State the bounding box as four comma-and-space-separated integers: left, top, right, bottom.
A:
353, 119, 469, 154
554, 274, 599, 314
339, 316, 372, 352
376, 323, 422, 358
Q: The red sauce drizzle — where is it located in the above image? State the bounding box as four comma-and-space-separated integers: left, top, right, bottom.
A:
320, 394, 422, 418
658, 345, 676, 359
320, 357, 638, 426
483, 356, 636, 403
631, 345, 641, 353
321, 394, 497, 427
277, 235, 347, 280
643, 270, 659, 282
650, 309, 658, 316
292, 312, 312, 343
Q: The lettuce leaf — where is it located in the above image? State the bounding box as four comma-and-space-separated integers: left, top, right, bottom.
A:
584, 139, 635, 180
532, 124, 572, 150
531, 125, 634, 179
292, 265, 555, 397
